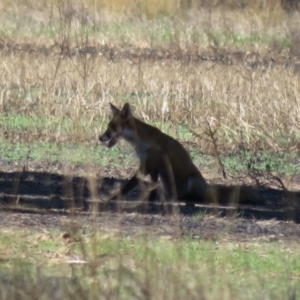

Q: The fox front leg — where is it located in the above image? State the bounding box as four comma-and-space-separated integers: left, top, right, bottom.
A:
109, 173, 140, 201
120, 174, 140, 197
109, 158, 158, 201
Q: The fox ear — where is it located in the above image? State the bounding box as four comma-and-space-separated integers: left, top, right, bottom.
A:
121, 103, 132, 119
109, 103, 120, 114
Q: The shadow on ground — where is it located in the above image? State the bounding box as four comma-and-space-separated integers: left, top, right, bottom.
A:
0, 170, 299, 223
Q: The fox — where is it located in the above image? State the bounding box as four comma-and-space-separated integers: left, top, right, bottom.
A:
99, 103, 207, 202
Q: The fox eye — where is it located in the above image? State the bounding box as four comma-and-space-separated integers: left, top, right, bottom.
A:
111, 124, 117, 131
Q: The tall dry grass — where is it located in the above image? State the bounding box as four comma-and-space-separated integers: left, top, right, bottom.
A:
1, 50, 299, 153
2, 0, 296, 18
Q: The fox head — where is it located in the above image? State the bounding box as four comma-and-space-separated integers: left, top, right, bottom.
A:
99, 103, 133, 148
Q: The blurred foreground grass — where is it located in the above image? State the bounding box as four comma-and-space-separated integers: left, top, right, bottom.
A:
0, 226, 300, 299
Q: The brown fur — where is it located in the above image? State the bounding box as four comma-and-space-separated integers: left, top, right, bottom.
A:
99, 103, 207, 202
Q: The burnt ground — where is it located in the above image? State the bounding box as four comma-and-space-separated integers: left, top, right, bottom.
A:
0, 163, 300, 242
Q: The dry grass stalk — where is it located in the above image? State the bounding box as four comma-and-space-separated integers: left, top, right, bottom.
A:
1, 51, 299, 154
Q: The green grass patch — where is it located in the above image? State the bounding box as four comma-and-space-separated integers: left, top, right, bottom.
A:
0, 138, 299, 176
0, 113, 95, 135
222, 151, 300, 176
0, 228, 300, 299
0, 140, 137, 168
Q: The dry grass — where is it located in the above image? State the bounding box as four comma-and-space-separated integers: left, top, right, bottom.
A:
1, 50, 299, 153
0, 0, 299, 48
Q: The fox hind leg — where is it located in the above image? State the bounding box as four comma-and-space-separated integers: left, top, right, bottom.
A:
182, 176, 207, 202
147, 171, 159, 201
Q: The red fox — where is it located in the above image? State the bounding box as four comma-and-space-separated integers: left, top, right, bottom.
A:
99, 103, 207, 202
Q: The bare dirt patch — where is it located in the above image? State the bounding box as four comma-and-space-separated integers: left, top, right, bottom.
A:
1, 39, 300, 72
1, 207, 300, 243
0, 162, 299, 243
